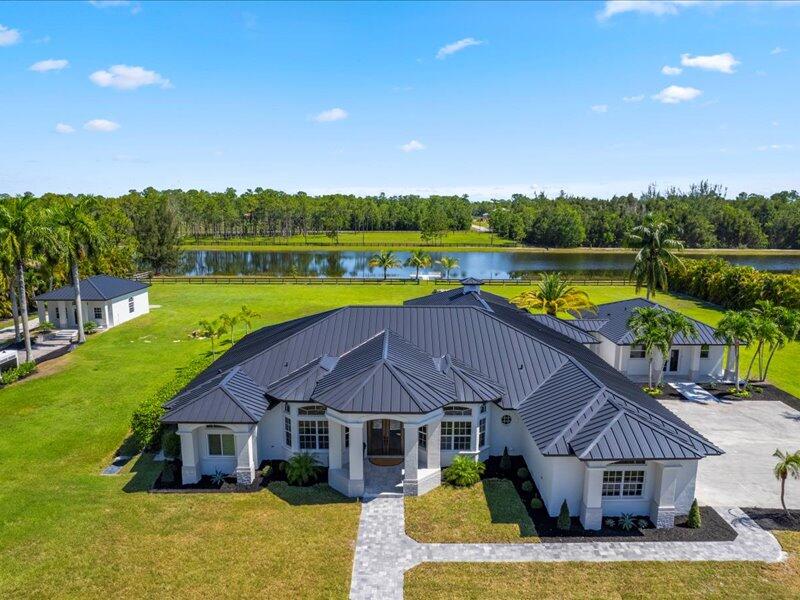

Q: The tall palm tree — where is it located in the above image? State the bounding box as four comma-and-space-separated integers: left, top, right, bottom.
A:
627, 215, 684, 300
52, 197, 104, 344
658, 312, 698, 384
715, 310, 753, 391
219, 312, 239, 345
0, 248, 20, 342
763, 308, 800, 382
745, 301, 783, 383
772, 449, 800, 518
0, 197, 55, 361
627, 306, 670, 389
512, 272, 597, 317
238, 305, 260, 335
404, 250, 431, 283
437, 256, 459, 280
198, 318, 226, 357
368, 250, 401, 280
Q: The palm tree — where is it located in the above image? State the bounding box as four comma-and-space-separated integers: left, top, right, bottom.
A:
715, 310, 753, 391
627, 306, 670, 389
512, 272, 597, 317
437, 256, 460, 280
658, 312, 698, 384
745, 302, 783, 383
0, 197, 56, 361
198, 318, 225, 357
52, 197, 104, 344
368, 250, 401, 280
238, 305, 260, 335
0, 248, 20, 342
627, 215, 684, 300
763, 308, 800, 382
219, 312, 239, 345
404, 250, 431, 283
772, 449, 800, 518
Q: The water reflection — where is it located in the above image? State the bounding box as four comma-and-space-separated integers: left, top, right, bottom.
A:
175, 250, 800, 279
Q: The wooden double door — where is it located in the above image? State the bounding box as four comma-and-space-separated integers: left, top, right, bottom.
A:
367, 419, 403, 456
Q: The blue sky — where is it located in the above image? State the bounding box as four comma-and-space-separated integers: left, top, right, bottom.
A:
1, 1, 798, 199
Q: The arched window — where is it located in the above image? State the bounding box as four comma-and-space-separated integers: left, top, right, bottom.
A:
298, 404, 326, 416
443, 405, 471, 416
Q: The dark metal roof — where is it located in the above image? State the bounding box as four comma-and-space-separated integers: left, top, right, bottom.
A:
403, 286, 518, 312
576, 298, 723, 345
459, 277, 484, 285
567, 318, 609, 332
165, 300, 721, 460
527, 314, 599, 344
35, 275, 148, 302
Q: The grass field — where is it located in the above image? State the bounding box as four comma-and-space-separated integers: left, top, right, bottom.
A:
405, 480, 538, 543
0, 282, 797, 598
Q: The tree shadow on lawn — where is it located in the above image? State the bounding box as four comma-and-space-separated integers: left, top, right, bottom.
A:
266, 480, 358, 507
482, 478, 538, 538
122, 453, 162, 493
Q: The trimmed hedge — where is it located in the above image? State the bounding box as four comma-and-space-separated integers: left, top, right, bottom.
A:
130, 354, 214, 450
1, 361, 37, 385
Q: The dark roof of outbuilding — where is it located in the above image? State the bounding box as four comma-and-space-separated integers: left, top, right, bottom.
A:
165, 299, 721, 460
34, 275, 148, 302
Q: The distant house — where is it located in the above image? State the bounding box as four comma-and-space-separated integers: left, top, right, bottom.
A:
35, 275, 150, 331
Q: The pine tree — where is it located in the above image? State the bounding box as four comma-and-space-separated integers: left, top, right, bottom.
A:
557, 500, 571, 531
499, 446, 511, 472
687, 498, 702, 529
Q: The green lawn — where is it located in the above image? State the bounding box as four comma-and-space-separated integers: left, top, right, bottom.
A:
405, 479, 538, 543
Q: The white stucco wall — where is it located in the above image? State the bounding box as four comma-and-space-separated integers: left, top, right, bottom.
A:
37, 288, 149, 331
109, 289, 149, 327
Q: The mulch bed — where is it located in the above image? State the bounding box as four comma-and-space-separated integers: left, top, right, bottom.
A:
482, 453, 737, 543
149, 458, 329, 493
657, 382, 800, 412
741, 507, 800, 531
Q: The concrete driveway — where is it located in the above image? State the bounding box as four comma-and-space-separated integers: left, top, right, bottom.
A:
660, 398, 800, 509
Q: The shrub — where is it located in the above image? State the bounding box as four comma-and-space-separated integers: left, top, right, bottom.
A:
443, 456, 486, 487
499, 446, 512, 472
521, 480, 533, 492
516, 467, 530, 480
160, 461, 176, 484
260, 464, 273, 480
637, 518, 650, 529
210, 469, 227, 486
130, 354, 214, 450
557, 500, 571, 531
604, 518, 616, 528
160, 428, 181, 460
37, 321, 55, 333
643, 386, 662, 397
618, 513, 635, 531
1, 361, 37, 385
727, 387, 751, 399
83, 320, 98, 335
281, 452, 320, 486
530, 497, 543, 510
687, 499, 702, 529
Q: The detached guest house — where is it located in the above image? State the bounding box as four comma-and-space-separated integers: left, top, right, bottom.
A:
162, 280, 724, 530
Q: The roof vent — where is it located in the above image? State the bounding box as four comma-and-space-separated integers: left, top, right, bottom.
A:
460, 277, 484, 294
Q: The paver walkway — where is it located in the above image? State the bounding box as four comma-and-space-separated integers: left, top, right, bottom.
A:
669, 381, 719, 404
349, 495, 786, 599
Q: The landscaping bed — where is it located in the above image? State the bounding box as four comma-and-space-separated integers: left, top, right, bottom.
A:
742, 508, 800, 531
658, 382, 800, 412
483, 454, 737, 543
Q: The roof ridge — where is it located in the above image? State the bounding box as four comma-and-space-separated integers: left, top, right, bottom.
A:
385, 362, 435, 411
543, 385, 607, 454
609, 405, 706, 458
219, 367, 260, 421
573, 409, 624, 459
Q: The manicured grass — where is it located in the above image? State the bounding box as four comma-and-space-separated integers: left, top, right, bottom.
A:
405, 531, 800, 599
406, 479, 538, 543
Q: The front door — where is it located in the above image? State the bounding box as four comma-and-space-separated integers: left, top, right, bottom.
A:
663, 349, 679, 372
367, 419, 403, 456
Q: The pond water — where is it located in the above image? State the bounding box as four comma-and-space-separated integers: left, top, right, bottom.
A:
175, 250, 800, 279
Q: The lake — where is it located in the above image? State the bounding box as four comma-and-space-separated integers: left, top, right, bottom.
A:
175, 250, 800, 279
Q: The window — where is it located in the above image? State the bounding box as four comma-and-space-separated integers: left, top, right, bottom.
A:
284, 417, 292, 447
208, 432, 235, 456
443, 405, 471, 416
602, 469, 645, 497
478, 417, 486, 447
441, 421, 471, 450
700, 344, 710, 359
284, 402, 291, 413
93, 307, 102, 320
629, 345, 646, 359
299, 420, 329, 450
55, 307, 60, 320
501, 414, 512, 426
418, 425, 427, 449
480, 403, 487, 414
298, 404, 326, 416
128, 297, 135, 313
345, 427, 349, 448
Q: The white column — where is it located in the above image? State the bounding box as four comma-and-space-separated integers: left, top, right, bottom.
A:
104, 302, 113, 327
37, 302, 47, 326
580, 463, 605, 530
650, 462, 680, 528
723, 345, 736, 382
177, 425, 201, 484
234, 426, 257, 485
348, 424, 363, 483
58, 301, 67, 328
689, 346, 701, 381
403, 423, 419, 482
329, 421, 343, 470
426, 420, 441, 470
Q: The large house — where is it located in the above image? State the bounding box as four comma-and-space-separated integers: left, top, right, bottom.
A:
35, 275, 150, 331
162, 280, 725, 530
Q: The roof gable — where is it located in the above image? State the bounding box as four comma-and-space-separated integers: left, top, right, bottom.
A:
34, 275, 148, 302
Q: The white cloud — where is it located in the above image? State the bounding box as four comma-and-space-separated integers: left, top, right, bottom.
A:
661, 65, 682, 75
84, 119, 120, 132
598, 1, 690, 20
756, 144, 793, 152
400, 140, 425, 152
652, 85, 702, 104
55, 123, 75, 134
88, 0, 141, 12
312, 107, 348, 123
680, 52, 739, 74
622, 94, 645, 103
591, 104, 608, 113
89, 64, 171, 90
436, 37, 484, 59
29, 59, 69, 72
0, 24, 21, 46
770, 46, 786, 55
